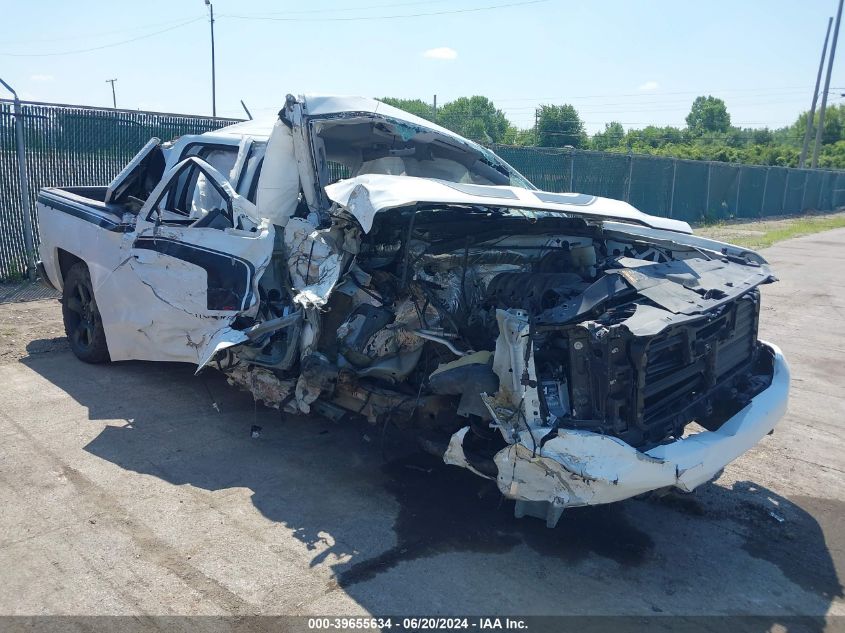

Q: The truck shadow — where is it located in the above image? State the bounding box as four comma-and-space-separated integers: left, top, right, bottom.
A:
21, 345, 842, 626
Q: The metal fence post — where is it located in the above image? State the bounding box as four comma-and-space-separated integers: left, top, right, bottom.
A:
704, 162, 712, 218
669, 159, 677, 218
625, 153, 633, 202
800, 171, 809, 213
819, 171, 827, 210
782, 170, 789, 214
0, 78, 36, 280
734, 166, 742, 216
569, 149, 575, 192
761, 168, 769, 217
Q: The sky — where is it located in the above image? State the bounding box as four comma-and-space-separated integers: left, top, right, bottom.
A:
1, 0, 843, 135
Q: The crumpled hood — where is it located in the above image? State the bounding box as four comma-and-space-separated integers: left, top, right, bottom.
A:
324, 174, 693, 234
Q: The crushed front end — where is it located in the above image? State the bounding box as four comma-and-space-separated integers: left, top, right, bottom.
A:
452, 307, 788, 527
440, 236, 789, 525
211, 101, 788, 526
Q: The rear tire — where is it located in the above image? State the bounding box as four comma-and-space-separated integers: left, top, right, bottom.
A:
62, 262, 110, 364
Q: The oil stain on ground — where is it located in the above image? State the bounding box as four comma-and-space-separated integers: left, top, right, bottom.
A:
336, 453, 654, 587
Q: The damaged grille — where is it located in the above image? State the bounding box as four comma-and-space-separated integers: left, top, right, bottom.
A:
558, 290, 761, 448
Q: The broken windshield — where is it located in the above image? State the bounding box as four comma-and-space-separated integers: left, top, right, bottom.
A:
309, 115, 533, 190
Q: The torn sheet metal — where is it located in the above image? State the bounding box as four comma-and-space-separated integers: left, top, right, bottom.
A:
284, 218, 343, 309
324, 174, 692, 234
601, 221, 770, 265
611, 257, 774, 316
534, 255, 774, 334
444, 427, 494, 480
195, 327, 249, 373
489, 309, 542, 428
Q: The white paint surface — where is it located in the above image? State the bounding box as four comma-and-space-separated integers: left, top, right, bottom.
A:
325, 174, 693, 234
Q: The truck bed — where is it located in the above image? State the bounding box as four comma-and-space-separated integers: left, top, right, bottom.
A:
38, 187, 133, 232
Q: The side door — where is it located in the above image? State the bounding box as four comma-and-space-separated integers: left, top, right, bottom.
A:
99, 157, 274, 365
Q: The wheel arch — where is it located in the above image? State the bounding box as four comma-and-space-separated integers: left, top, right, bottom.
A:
56, 249, 85, 282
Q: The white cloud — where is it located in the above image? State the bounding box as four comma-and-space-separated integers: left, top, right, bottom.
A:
30, 74, 54, 82
638, 80, 659, 91
422, 47, 458, 60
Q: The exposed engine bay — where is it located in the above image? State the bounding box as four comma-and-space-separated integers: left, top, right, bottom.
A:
221, 201, 780, 525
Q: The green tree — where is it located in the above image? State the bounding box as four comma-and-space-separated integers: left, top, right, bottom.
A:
788, 104, 845, 146
501, 125, 537, 146
378, 97, 435, 122
749, 127, 773, 145
623, 125, 683, 150
536, 104, 587, 148
437, 96, 511, 143
591, 121, 624, 150
686, 96, 731, 136
820, 139, 845, 167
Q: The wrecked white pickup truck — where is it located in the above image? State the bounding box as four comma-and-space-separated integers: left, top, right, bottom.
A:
36, 94, 789, 526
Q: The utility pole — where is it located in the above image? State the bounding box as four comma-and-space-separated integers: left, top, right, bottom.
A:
105, 78, 117, 108
813, 0, 844, 168
432, 94, 437, 122
205, 0, 217, 117
799, 17, 833, 168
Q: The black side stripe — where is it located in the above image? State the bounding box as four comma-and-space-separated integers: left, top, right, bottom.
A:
133, 236, 255, 312
38, 194, 133, 233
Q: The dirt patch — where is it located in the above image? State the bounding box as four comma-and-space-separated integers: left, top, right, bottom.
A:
0, 298, 66, 364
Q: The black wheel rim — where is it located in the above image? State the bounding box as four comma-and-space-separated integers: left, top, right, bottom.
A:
66, 280, 97, 351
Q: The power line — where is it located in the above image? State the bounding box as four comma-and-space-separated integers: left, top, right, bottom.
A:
0, 0, 547, 56
1, 0, 458, 47
241, 0, 454, 16
222, 0, 551, 22
1, 16, 202, 45
0, 17, 204, 57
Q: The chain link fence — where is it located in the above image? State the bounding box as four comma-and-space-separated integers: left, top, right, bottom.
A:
2, 100, 845, 280
0, 100, 239, 280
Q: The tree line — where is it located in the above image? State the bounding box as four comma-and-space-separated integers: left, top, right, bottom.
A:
379, 95, 845, 169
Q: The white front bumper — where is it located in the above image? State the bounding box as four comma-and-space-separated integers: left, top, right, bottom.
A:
450, 342, 789, 520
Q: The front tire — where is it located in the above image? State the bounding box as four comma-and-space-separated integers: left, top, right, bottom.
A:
62, 262, 110, 363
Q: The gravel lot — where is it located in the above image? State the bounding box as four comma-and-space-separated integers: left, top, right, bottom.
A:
1, 229, 843, 626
